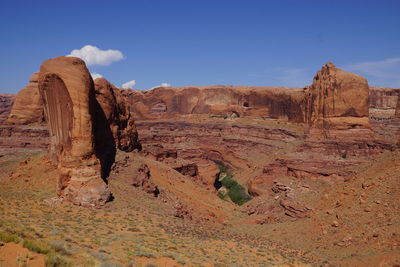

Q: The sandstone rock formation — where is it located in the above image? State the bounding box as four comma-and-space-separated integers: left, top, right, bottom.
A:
370, 87, 399, 109
0, 94, 15, 122
395, 93, 400, 144
37, 56, 141, 207
94, 78, 140, 152
396, 91, 400, 118
38, 56, 111, 207
6, 73, 44, 124
304, 62, 369, 124
122, 85, 306, 122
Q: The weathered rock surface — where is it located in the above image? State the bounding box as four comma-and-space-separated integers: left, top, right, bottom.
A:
303, 62, 371, 140
6, 73, 44, 124
38, 56, 111, 207
370, 87, 399, 109
396, 90, 400, 118
122, 85, 306, 122
305, 62, 369, 123
0, 95, 15, 122
0, 125, 48, 149
94, 78, 139, 152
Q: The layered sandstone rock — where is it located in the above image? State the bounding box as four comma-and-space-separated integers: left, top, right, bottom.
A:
94, 78, 140, 152
396, 91, 400, 118
370, 87, 399, 109
6, 73, 44, 124
304, 62, 369, 123
303, 62, 371, 138
396, 94, 400, 144
38, 56, 111, 207
122, 85, 306, 122
0, 94, 15, 122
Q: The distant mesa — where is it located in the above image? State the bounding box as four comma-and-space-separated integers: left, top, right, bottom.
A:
125, 62, 371, 136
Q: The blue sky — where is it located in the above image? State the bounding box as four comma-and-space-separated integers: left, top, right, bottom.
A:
1, 0, 399, 93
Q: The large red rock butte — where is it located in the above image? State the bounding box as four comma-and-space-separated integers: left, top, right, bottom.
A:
304, 62, 369, 122
37, 56, 139, 207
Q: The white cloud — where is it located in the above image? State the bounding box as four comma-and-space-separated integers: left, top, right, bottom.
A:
342, 57, 400, 87
121, 80, 136, 89
67, 45, 124, 66
90, 72, 103, 80
343, 57, 400, 79
150, 82, 171, 89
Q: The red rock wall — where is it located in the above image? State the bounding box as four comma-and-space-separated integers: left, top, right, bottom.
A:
0, 94, 15, 122
123, 85, 306, 122
369, 87, 399, 109
94, 78, 140, 152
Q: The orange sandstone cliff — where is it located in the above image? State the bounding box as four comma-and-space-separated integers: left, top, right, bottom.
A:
6, 73, 44, 124
37, 56, 140, 207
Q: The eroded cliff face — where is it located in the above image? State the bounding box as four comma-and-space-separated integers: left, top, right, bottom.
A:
123, 86, 306, 122
0, 94, 15, 122
38, 56, 111, 207
370, 87, 399, 109
303, 62, 371, 138
306, 62, 369, 120
6, 73, 44, 124
94, 78, 140, 152
396, 91, 400, 118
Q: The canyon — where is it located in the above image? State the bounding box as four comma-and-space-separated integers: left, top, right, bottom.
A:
0, 57, 399, 266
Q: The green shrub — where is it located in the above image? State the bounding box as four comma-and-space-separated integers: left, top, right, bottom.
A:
0, 231, 20, 243
23, 239, 49, 254
45, 251, 70, 267
227, 184, 252, 205
217, 191, 225, 200
220, 175, 251, 205
49, 240, 70, 255
218, 165, 227, 173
